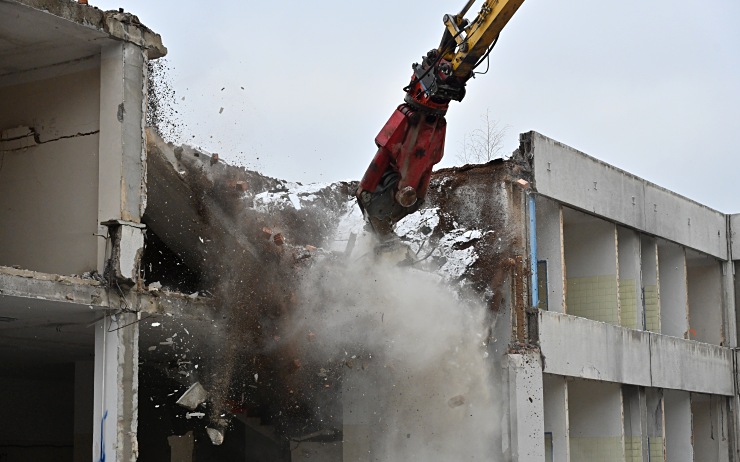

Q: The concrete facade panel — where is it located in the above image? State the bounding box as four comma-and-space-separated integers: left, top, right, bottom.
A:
649, 334, 734, 395
644, 185, 726, 259
529, 132, 728, 259
539, 311, 652, 386
540, 311, 734, 395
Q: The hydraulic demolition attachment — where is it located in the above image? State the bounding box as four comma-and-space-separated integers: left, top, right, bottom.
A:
356, 0, 525, 237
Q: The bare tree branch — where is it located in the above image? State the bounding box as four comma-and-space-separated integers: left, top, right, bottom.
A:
456, 109, 508, 165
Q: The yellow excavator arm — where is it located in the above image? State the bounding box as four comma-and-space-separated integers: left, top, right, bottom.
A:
356, 0, 525, 236
441, 0, 525, 79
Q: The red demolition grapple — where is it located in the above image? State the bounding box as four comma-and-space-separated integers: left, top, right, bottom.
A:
356, 49, 466, 237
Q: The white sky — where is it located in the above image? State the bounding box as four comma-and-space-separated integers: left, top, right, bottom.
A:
94, 1, 740, 212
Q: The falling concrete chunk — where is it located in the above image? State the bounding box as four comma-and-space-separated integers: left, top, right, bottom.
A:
176, 382, 208, 411
206, 427, 224, 445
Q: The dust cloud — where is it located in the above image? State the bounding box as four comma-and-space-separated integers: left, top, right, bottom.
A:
144, 129, 504, 458
286, 235, 501, 461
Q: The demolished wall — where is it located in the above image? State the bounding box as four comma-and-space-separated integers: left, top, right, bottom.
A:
140, 130, 535, 460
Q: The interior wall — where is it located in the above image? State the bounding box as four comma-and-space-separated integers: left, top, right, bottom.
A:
622, 386, 643, 462
563, 208, 619, 324
645, 388, 664, 461
617, 228, 641, 330
658, 240, 688, 338
686, 256, 723, 345
568, 379, 624, 462
543, 374, 569, 462
535, 196, 564, 312
691, 394, 730, 462
641, 237, 660, 332
0, 365, 75, 462
0, 66, 100, 275
664, 389, 692, 462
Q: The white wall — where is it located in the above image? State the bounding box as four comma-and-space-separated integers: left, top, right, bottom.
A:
535, 195, 564, 313
686, 256, 723, 345
563, 208, 619, 324
617, 227, 641, 329
563, 208, 618, 277
691, 394, 730, 462
664, 390, 692, 462
543, 374, 569, 461
568, 379, 624, 462
645, 389, 665, 461
658, 240, 688, 338
622, 386, 644, 462
641, 236, 660, 332
0, 66, 100, 275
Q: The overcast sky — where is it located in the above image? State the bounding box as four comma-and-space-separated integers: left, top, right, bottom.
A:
94, 1, 740, 212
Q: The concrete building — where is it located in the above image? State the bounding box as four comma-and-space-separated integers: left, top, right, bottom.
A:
0, 1, 166, 461
2, 1, 740, 461
525, 131, 739, 461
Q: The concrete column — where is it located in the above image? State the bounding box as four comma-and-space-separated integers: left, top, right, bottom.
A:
93, 313, 139, 462
721, 260, 736, 347
507, 353, 545, 461
98, 42, 147, 273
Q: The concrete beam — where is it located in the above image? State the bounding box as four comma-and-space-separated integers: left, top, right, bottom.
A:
539, 311, 652, 385
0, 265, 109, 307
0, 264, 215, 319
524, 131, 728, 260
650, 334, 734, 395
539, 311, 735, 395
5, 0, 166, 58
